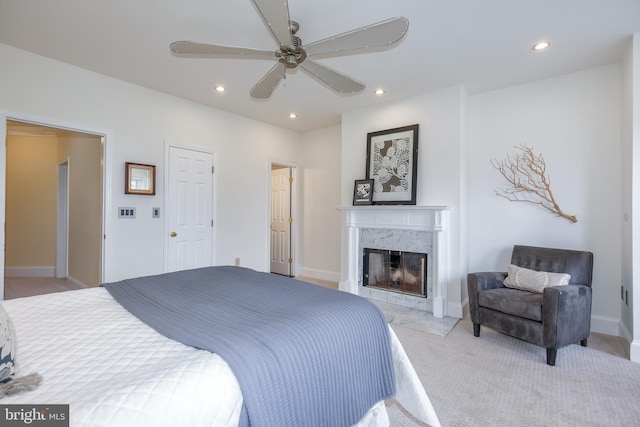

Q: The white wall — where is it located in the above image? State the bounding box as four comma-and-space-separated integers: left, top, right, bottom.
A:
622, 33, 640, 361
340, 64, 623, 329
299, 125, 342, 281
621, 34, 635, 342
341, 86, 467, 317
0, 43, 301, 283
468, 64, 622, 335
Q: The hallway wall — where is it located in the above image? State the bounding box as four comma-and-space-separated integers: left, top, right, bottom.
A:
5, 134, 58, 273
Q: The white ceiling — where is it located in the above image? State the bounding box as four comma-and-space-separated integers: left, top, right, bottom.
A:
1, 0, 639, 132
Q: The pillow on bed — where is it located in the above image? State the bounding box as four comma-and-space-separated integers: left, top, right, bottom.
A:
0, 304, 16, 383
503, 264, 571, 293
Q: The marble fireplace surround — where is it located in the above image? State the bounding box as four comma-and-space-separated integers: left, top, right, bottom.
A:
339, 206, 450, 318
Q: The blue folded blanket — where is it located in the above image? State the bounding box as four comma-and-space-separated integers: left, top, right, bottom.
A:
104, 266, 396, 427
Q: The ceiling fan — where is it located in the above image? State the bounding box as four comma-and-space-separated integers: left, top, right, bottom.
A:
170, 0, 409, 99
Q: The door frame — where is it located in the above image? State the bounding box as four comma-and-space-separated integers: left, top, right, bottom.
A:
0, 110, 110, 299
56, 161, 69, 278
268, 160, 298, 277
164, 141, 217, 271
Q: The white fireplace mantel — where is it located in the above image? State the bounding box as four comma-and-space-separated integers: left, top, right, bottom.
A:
338, 205, 451, 318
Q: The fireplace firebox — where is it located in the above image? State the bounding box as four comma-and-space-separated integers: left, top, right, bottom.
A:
362, 249, 427, 297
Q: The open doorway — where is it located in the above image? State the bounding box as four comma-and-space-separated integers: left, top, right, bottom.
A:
270, 163, 295, 277
3, 119, 104, 299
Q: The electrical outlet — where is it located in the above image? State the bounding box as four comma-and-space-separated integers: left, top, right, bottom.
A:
235, 258, 240, 266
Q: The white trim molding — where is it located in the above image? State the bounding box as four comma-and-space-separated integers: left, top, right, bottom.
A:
5, 266, 55, 277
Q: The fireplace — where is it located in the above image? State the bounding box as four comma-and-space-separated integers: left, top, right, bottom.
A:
339, 205, 450, 317
363, 249, 427, 297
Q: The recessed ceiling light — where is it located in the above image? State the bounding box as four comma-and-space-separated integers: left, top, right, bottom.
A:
375, 89, 385, 95
532, 41, 551, 51
289, 113, 297, 119
214, 85, 226, 93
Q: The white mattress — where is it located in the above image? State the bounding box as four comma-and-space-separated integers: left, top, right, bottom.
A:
1, 287, 439, 427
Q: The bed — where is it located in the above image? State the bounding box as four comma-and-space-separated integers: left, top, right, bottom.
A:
1, 266, 440, 426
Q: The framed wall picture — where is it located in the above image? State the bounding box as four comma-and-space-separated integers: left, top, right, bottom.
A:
365, 124, 419, 205
353, 179, 374, 205
125, 162, 156, 195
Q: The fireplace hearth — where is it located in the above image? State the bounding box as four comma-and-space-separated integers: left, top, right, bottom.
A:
363, 249, 427, 297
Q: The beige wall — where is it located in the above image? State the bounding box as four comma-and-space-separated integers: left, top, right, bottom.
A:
6, 135, 58, 268
58, 135, 102, 287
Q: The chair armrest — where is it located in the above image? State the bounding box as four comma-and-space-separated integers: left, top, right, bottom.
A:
467, 272, 507, 322
467, 272, 507, 292
543, 284, 592, 348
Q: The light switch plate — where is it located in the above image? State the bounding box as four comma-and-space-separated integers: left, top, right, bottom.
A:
118, 207, 136, 218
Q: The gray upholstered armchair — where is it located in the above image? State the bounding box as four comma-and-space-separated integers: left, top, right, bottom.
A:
467, 245, 594, 366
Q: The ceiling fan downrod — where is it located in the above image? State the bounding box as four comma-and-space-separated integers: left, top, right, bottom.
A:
276, 20, 306, 69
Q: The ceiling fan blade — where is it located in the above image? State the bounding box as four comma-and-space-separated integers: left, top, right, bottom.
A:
299, 60, 365, 94
250, 62, 287, 99
250, 0, 293, 48
170, 41, 275, 58
305, 17, 409, 57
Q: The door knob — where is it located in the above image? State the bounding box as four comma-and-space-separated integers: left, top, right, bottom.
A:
170, 231, 177, 237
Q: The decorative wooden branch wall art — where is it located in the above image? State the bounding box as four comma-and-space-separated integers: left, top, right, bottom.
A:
491, 144, 577, 223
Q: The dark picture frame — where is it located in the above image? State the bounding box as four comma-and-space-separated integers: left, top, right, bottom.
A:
353, 179, 374, 205
365, 124, 419, 205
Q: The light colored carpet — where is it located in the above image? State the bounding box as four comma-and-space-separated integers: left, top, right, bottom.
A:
297, 275, 639, 426
392, 314, 639, 427
385, 398, 429, 426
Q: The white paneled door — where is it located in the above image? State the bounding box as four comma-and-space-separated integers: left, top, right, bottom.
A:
167, 146, 214, 272
270, 167, 292, 276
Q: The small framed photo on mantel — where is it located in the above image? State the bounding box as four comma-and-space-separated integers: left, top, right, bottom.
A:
353, 179, 374, 206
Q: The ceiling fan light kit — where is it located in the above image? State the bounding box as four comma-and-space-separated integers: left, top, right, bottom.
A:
170, 0, 409, 99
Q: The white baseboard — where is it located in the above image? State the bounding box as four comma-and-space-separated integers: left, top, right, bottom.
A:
620, 320, 633, 344
67, 275, 88, 288
297, 267, 340, 283
5, 266, 55, 277
446, 300, 464, 319
448, 296, 468, 319
590, 314, 621, 336
630, 340, 640, 363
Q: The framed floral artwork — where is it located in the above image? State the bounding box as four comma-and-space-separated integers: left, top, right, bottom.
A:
365, 124, 419, 205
